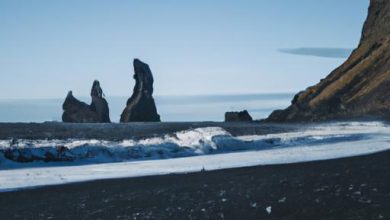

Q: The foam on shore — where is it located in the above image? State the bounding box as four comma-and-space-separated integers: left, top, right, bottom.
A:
0, 121, 389, 191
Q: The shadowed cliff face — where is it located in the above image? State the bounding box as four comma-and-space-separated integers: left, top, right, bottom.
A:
267, 0, 390, 122
120, 59, 161, 122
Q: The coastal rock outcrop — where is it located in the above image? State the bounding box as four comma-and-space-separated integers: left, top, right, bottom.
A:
120, 59, 161, 122
225, 110, 253, 122
267, 0, 390, 122
62, 80, 110, 123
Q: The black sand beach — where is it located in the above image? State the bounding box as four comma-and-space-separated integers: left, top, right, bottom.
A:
1, 150, 389, 220
1, 0, 390, 219
0, 122, 300, 140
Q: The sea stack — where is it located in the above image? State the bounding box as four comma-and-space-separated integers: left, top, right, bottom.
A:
120, 59, 161, 122
267, 0, 390, 122
225, 110, 253, 122
62, 80, 110, 123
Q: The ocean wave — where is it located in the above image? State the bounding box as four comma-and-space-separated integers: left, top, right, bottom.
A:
0, 121, 389, 170
1, 121, 390, 191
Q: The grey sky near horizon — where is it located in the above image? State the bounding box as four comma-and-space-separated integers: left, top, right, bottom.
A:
279, 48, 354, 58
0, 0, 369, 99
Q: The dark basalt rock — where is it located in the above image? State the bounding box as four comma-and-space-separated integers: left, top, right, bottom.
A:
120, 59, 161, 122
225, 110, 253, 122
90, 80, 110, 123
266, 0, 390, 122
62, 80, 110, 123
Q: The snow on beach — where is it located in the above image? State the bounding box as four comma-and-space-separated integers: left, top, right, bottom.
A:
0, 121, 389, 192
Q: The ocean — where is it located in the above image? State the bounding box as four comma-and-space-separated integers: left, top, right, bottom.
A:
0, 93, 294, 122
5, 92, 389, 192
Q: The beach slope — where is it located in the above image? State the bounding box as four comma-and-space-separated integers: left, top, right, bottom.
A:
1, 150, 389, 220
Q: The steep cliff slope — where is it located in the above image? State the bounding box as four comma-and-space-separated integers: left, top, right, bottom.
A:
267, 0, 390, 122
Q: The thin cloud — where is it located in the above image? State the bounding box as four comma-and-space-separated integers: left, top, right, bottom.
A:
279, 47, 353, 58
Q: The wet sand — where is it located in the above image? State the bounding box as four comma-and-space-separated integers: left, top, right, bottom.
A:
1, 150, 389, 220
0, 122, 300, 140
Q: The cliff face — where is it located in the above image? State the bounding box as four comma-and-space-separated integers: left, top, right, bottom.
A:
267, 0, 390, 122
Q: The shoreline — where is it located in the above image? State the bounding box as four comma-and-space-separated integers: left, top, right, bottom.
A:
1, 150, 389, 219
2, 138, 389, 191
0, 121, 301, 140
1, 120, 388, 140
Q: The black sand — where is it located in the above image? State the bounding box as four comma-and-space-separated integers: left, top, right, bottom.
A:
1, 150, 389, 220
0, 122, 300, 140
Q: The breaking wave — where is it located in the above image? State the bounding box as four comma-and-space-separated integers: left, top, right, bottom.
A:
0, 121, 389, 169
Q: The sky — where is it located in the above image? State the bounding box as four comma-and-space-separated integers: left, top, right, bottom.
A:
0, 0, 369, 99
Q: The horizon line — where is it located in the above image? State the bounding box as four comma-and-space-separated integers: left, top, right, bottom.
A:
0, 92, 296, 101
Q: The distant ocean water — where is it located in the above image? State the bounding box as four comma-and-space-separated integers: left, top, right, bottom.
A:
0, 93, 294, 122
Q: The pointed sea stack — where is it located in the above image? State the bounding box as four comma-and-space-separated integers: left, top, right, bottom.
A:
62, 80, 110, 123
120, 59, 161, 122
267, 0, 390, 122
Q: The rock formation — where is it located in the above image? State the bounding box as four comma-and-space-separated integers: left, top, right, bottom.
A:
120, 59, 161, 122
225, 110, 253, 122
62, 80, 110, 123
267, 0, 390, 122
90, 80, 111, 122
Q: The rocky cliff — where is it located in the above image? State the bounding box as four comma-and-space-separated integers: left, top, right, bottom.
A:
267, 0, 390, 122
120, 59, 161, 122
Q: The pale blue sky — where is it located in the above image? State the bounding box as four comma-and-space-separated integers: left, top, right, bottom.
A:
0, 0, 369, 99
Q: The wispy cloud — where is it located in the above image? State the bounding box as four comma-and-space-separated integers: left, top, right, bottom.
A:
279, 47, 353, 58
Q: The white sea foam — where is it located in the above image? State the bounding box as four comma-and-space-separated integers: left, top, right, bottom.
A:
0, 121, 389, 191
